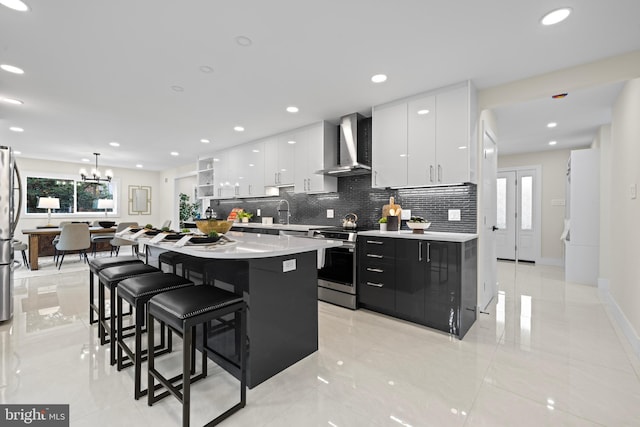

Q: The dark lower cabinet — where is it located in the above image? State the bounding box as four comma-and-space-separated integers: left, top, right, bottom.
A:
358, 236, 477, 339
358, 237, 396, 314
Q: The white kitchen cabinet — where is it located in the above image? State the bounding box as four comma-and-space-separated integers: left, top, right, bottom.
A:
371, 102, 407, 188
211, 149, 236, 200
197, 157, 215, 198
565, 149, 600, 284
294, 122, 338, 193
264, 133, 295, 187
229, 140, 265, 198
372, 81, 476, 188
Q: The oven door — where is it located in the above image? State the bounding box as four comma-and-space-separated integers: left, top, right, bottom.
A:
318, 242, 356, 294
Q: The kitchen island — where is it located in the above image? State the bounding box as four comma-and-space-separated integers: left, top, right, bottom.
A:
139, 231, 342, 388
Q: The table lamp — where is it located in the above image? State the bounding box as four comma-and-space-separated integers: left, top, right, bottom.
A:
97, 199, 114, 217
37, 197, 60, 226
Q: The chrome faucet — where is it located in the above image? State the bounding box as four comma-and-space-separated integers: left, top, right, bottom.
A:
277, 199, 291, 225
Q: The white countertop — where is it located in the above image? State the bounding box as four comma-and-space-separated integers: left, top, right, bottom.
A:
230, 223, 333, 232
358, 230, 478, 242
138, 230, 342, 259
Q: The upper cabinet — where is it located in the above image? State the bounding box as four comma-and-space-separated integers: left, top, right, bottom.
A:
264, 134, 295, 187
372, 81, 477, 188
199, 121, 338, 200
294, 122, 338, 194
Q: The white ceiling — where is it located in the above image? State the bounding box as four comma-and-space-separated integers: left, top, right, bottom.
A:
1, 0, 640, 171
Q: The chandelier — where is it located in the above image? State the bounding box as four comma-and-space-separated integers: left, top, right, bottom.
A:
79, 153, 113, 183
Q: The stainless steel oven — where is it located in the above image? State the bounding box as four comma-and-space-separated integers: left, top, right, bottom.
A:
311, 229, 358, 310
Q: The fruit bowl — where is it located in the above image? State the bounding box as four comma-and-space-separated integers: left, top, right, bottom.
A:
98, 221, 116, 228
194, 219, 234, 235
406, 221, 431, 234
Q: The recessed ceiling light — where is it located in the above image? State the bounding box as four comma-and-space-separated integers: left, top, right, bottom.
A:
200, 139, 210, 143
417, 109, 430, 115
541, 7, 572, 26
136, 164, 143, 168
249, 163, 254, 167
199, 65, 214, 73
2, 97, 23, 105
0, 0, 29, 12
171, 85, 184, 92
458, 146, 467, 150
109, 141, 120, 147
1, 64, 24, 74
286, 106, 299, 113
235, 36, 253, 47
287, 140, 296, 145
371, 74, 387, 83
81, 158, 90, 162
234, 126, 245, 132
170, 151, 179, 156
252, 149, 260, 153
9, 126, 23, 132
549, 140, 557, 146
547, 122, 557, 128
14, 150, 21, 155
213, 158, 220, 162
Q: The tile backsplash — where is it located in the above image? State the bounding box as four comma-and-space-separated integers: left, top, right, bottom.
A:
207, 175, 476, 233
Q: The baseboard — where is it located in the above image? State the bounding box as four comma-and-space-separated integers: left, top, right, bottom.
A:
537, 257, 564, 267
598, 278, 640, 360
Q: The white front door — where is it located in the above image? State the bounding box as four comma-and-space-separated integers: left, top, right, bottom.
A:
481, 130, 498, 309
496, 167, 540, 262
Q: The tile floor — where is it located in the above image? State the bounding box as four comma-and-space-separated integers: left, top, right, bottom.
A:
1, 257, 639, 426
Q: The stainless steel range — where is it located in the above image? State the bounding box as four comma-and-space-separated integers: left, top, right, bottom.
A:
310, 227, 361, 310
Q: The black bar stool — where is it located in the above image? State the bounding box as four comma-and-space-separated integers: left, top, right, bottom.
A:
88, 256, 142, 325
98, 263, 161, 365
116, 272, 194, 399
158, 251, 191, 275
147, 285, 247, 427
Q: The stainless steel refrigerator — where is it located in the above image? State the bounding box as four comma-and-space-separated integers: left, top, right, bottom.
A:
1, 146, 16, 322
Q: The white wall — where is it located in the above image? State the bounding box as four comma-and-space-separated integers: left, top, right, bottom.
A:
593, 125, 612, 281
607, 78, 640, 353
498, 149, 571, 263
14, 157, 163, 241
159, 162, 197, 228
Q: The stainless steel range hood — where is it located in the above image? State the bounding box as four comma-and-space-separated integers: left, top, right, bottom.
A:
318, 113, 372, 176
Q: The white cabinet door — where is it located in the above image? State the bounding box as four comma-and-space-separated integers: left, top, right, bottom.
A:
264, 135, 294, 186
407, 95, 436, 186
372, 102, 408, 188
435, 85, 470, 184
234, 140, 264, 197
294, 122, 337, 193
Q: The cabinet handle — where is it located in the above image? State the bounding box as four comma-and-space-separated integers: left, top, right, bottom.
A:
438, 164, 442, 182
430, 165, 434, 183
248, 184, 252, 195
427, 242, 431, 262
366, 282, 384, 288
366, 254, 383, 259
374, 171, 378, 186
366, 267, 384, 273
366, 240, 383, 245
418, 241, 423, 262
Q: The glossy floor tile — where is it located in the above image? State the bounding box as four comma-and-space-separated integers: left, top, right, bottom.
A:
2, 259, 639, 426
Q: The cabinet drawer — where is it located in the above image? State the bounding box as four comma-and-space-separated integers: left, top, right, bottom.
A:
360, 237, 395, 258
360, 265, 394, 285
358, 278, 395, 313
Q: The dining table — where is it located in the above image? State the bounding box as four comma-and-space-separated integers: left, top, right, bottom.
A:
21, 226, 116, 270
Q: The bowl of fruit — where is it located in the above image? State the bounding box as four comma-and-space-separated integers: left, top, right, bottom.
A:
406, 216, 431, 234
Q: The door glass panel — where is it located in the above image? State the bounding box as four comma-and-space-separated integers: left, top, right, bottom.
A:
521, 176, 533, 230
496, 177, 507, 229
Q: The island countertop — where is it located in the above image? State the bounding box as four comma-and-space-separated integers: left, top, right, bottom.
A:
358, 230, 478, 242
137, 230, 342, 259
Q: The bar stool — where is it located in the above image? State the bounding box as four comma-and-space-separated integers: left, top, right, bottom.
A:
147, 285, 247, 427
116, 272, 194, 399
88, 256, 142, 325
158, 251, 191, 275
98, 263, 161, 365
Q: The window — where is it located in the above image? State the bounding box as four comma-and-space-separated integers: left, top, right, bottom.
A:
25, 174, 117, 216
520, 175, 533, 230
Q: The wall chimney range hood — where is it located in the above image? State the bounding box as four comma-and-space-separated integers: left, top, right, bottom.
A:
318, 113, 372, 176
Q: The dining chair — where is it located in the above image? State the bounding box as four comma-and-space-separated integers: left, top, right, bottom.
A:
110, 222, 139, 256
55, 223, 91, 269
52, 221, 73, 263
91, 220, 115, 256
